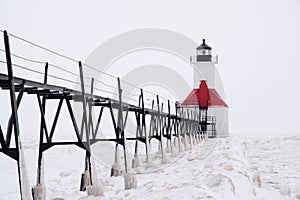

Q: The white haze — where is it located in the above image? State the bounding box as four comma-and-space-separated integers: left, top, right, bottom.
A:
0, 0, 300, 136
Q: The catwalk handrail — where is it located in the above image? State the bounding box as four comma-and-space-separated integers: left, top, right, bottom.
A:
0, 72, 197, 121
0, 29, 175, 105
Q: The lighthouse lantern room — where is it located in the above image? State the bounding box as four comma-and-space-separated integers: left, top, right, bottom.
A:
196, 39, 212, 62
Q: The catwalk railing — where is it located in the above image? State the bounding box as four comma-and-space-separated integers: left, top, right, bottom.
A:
0, 30, 216, 199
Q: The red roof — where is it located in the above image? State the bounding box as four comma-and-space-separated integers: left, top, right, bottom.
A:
181, 81, 228, 107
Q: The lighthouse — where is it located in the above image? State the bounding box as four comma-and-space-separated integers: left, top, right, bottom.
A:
182, 39, 229, 137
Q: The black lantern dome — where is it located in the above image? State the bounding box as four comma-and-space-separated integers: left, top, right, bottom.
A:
196, 39, 212, 62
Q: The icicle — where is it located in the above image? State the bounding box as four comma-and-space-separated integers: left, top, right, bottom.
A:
132, 141, 139, 169
32, 157, 46, 200
178, 135, 182, 152
171, 139, 177, 157
111, 146, 122, 176
86, 157, 104, 196
124, 172, 137, 190
80, 170, 90, 192
18, 137, 33, 200
160, 141, 169, 164
146, 142, 153, 168
183, 135, 188, 151
132, 154, 139, 169
166, 139, 170, 153
31, 185, 45, 200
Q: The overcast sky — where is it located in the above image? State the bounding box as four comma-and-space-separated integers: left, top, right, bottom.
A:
1, 0, 300, 136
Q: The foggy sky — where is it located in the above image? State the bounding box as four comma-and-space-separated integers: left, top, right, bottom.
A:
1, 0, 300, 136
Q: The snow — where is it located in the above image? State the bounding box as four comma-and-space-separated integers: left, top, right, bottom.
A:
242, 136, 300, 199
1, 135, 299, 199
18, 138, 33, 200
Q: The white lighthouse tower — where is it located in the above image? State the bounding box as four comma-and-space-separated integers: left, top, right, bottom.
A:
183, 39, 229, 137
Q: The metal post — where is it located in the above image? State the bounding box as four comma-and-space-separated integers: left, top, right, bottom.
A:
32, 63, 48, 200
88, 78, 95, 139
79, 61, 90, 149
133, 94, 141, 168
117, 78, 136, 190
6, 81, 25, 147
3, 30, 24, 199
133, 110, 140, 167
167, 100, 172, 155
156, 95, 165, 161
36, 62, 48, 186
187, 110, 192, 148
140, 89, 149, 163
182, 109, 187, 151
175, 102, 181, 152
117, 78, 128, 172
79, 61, 92, 190
0, 126, 5, 149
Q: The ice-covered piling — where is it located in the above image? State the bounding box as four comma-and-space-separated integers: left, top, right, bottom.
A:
124, 172, 137, 190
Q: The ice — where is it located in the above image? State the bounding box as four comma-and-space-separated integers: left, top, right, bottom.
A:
18, 137, 33, 200
1, 135, 299, 199
75, 136, 292, 200
280, 185, 291, 197
243, 136, 300, 199
296, 184, 300, 199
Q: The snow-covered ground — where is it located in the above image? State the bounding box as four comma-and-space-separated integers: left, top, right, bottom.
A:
1, 135, 300, 199
242, 136, 300, 199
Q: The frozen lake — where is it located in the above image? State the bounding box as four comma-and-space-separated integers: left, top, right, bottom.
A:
243, 136, 300, 197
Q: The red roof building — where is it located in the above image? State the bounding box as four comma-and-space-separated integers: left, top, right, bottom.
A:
181, 80, 228, 107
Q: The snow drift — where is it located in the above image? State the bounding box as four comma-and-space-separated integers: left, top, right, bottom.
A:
78, 137, 294, 200
1, 136, 299, 200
